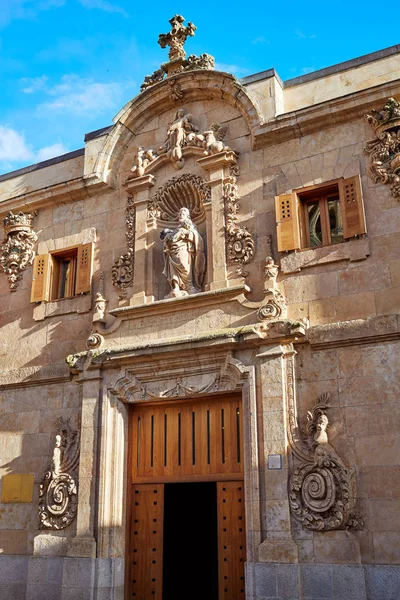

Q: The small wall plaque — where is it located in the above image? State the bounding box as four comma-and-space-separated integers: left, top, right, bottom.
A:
1, 474, 34, 503
267, 454, 282, 470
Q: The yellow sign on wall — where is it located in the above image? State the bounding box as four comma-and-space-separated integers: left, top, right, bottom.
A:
1, 474, 34, 503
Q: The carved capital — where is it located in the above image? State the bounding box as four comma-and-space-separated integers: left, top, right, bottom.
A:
0, 211, 38, 291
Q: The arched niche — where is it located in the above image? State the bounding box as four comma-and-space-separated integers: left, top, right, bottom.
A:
149, 174, 210, 300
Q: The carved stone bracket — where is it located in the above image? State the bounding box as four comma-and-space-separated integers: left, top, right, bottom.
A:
257, 252, 287, 320
140, 16, 215, 92
39, 418, 80, 530
286, 369, 363, 532
0, 211, 38, 291
111, 197, 135, 299
223, 166, 255, 269
365, 97, 400, 198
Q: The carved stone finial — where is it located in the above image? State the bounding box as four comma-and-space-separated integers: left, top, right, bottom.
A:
0, 211, 38, 292
140, 17, 214, 92
38, 418, 79, 530
158, 15, 196, 62
365, 97, 400, 199
288, 392, 363, 531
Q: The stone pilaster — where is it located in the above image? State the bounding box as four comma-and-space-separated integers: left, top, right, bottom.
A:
198, 151, 238, 291
256, 343, 298, 563
125, 174, 156, 306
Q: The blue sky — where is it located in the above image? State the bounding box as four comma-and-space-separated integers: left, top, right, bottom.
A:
0, 0, 398, 175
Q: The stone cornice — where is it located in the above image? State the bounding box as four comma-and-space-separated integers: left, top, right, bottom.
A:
254, 79, 400, 148
307, 314, 400, 350
0, 174, 112, 219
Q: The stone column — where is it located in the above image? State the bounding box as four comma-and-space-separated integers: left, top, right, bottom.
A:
198, 151, 237, 291
67, 368, 102, 559
125, 174, 155, 306
256, 343, 298, 563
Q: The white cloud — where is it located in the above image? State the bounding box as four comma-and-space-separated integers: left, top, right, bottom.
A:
0, 126, 33, 161
38, 74, 132, 117
215, 63, 251, 76
40, 75, 125, 116
78, 0, 128, 16
0, 126, 68, 173
295, 29, 317, 40
20, 75, 48, 94
36, 142, 68, 162
251, 36, 268, 45
301, 67, 316, 75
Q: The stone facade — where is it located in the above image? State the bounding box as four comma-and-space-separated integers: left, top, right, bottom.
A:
0, 22, 400, 600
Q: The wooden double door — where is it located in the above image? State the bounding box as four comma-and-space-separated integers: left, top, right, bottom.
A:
127, 395, 246, 600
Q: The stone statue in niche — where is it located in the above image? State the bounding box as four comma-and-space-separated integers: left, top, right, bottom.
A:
160, 207, 205, 298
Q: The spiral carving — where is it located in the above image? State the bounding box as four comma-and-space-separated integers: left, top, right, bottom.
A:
39, 419, 79, 530
288, 395, 364, 531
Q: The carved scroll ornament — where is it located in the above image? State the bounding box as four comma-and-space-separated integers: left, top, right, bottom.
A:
223, 166, 255, 268
128, 110, 230, 176
140, 16, 215, 92
112, 197, 135, 299
287, 384, 363, 532
0, 211, 38, 291
39, 418, 80, 530
365, 97, 400, 198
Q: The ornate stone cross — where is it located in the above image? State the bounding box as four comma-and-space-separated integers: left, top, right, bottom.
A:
158, 15, 196, 61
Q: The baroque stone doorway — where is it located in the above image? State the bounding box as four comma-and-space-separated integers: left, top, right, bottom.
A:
126, 394, 246, 599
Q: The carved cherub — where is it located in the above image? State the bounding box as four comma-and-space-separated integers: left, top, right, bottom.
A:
203, 122, 229, 155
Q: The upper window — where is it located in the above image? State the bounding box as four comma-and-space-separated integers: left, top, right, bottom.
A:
275, 176, 366, 252
30, 243, 93, 303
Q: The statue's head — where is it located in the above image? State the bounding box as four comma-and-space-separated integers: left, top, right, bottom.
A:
178, 207, 190, 223
176, 108, 186, 119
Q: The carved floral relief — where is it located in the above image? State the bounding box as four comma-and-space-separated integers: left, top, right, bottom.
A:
111, 197, 135, 299
365, 97, 400, 198
39, 418, 80, 530
0, 211, 38, 292
223, 166, 255, 270
287, 384, 363, 531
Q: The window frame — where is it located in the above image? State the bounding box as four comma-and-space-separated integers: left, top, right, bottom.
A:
275, 175, 366, 253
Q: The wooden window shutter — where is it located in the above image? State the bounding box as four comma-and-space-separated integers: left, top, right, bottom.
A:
30, 254, 51, 303
75, 243, 93, 294
339, 175, 366, 238
275, 192, 301, 251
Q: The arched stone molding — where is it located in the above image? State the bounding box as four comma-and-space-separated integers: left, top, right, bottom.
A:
95, 349, 260, 566
109, 352, 248, 402
93, 71, 263, 188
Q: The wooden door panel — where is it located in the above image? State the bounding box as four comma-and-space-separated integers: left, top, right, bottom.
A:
130, 396, 243, 483
217, 481, 246, 600
129, 484, 164, 599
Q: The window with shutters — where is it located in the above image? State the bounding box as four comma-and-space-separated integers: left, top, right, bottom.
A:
31, 243, 93, 303
275, 176, 366, 253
